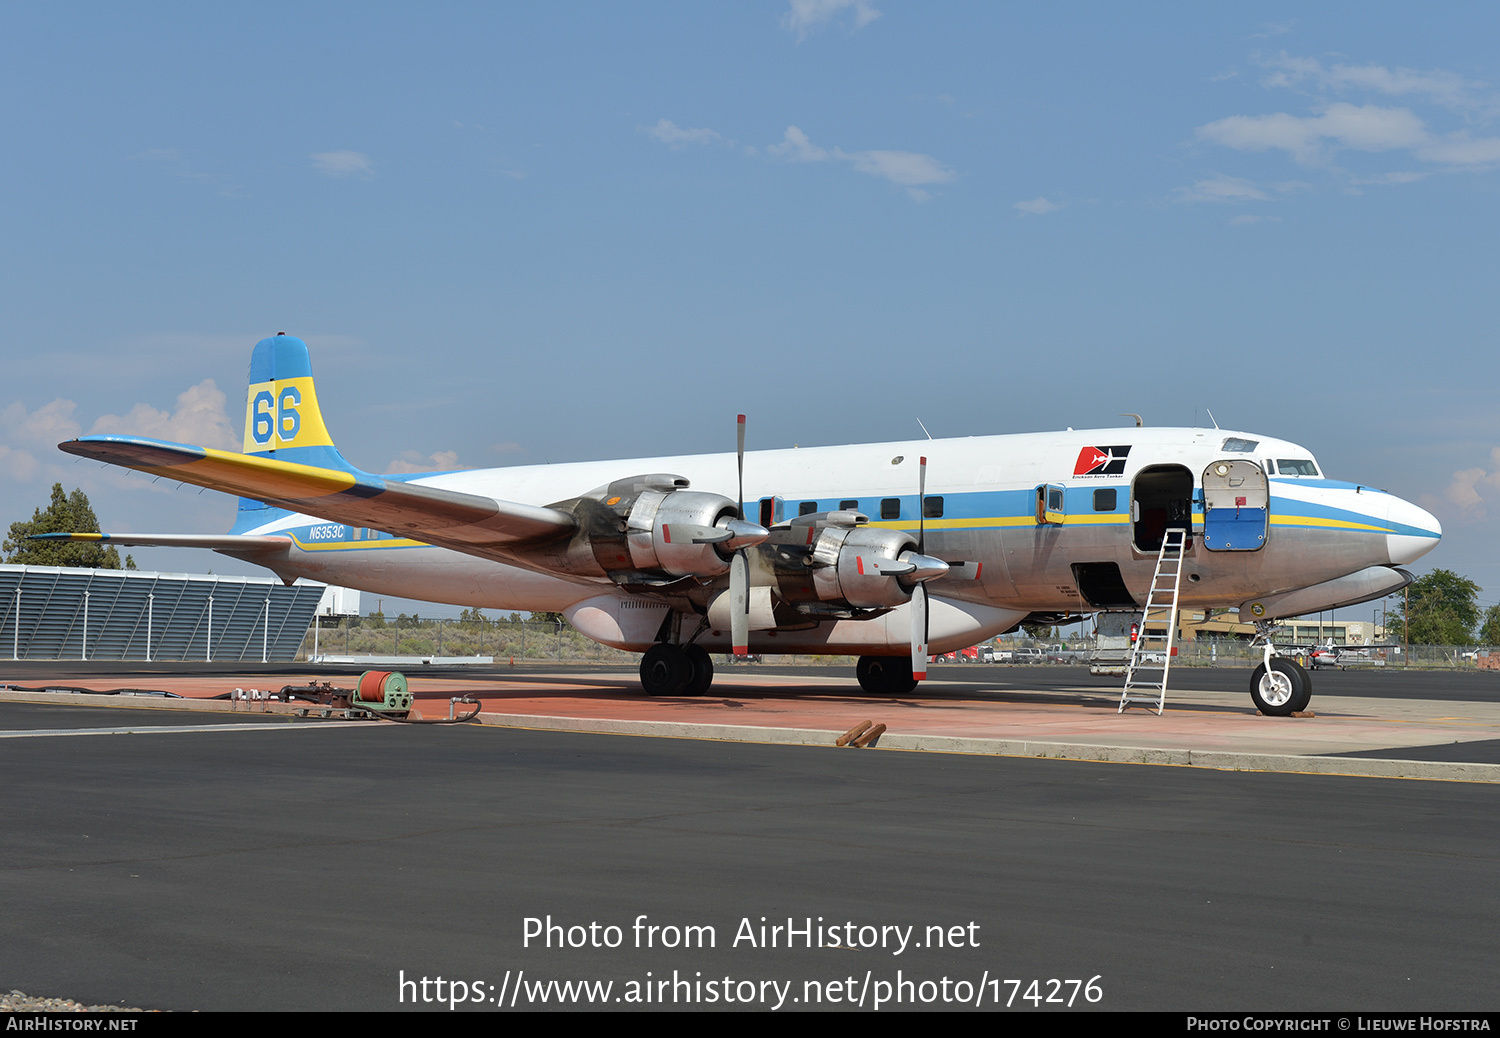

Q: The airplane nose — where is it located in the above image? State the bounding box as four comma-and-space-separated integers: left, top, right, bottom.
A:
1385, 494, 1442, 566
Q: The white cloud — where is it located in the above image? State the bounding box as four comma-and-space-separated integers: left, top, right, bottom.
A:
767, 126, 953, 198
90, 380, 238, 451
1014, 197, 1062, 216
782, 0, 881, 41
0, 384, 235, 495
1441, 448, 1500, 520
3, 398, 84, 445
1199, 103, 1500, 170
0, 444, 40, 483
1175, 174, 1272, 203
1351, 170, 1428, 185
846, 149, 953, 186
646, 119, 721, 148
768, 126, 830, 163
1197, 103, 1428, 164
311, 150, 375, 178
1416, 133, 1500, 166
1197, 53, 1500, 181
1258, 53, 1493, 114
1248, 21, 1295, 41
385, 450, 461, 474
0, 398, 75, 485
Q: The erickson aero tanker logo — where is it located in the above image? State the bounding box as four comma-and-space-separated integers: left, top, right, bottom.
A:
1073, 445, 1131, 477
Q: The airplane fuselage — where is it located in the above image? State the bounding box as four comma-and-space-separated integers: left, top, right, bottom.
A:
236, 425, 1438, 653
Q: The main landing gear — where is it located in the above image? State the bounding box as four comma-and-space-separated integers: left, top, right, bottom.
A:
856, 656, 918, 696
639, 643, 714, 696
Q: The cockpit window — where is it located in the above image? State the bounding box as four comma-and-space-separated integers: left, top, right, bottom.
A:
1276, 459, 1319, 476
1222, 437, 1258, 453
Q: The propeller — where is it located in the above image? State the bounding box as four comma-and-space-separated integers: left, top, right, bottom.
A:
848, 454, 947, 679
731, 414, 751, 656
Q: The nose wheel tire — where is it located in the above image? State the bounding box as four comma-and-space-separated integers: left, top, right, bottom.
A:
1250, 658, 1312, 715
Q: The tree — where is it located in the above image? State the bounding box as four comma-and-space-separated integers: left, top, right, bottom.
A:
2, 483, 131, 569
1387, 569, 1481, 646
1480, 605, 1500, 647
1020, 619, 1053, 640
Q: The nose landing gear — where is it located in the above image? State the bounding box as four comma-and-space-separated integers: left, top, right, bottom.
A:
1249, 621, 1312, 716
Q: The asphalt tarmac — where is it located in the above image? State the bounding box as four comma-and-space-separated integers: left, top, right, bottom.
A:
2, 663, 1498, 1012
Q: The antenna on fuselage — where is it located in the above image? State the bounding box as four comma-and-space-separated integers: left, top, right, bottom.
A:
916, 418, 934, 440
1121, 413, 1143, 428
1206, 409, 1220, 429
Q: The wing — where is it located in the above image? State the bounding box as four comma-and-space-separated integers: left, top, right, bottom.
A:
59, 435, 577, 559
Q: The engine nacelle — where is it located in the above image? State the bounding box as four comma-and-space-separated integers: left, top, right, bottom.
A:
529, 473, 766, 587
756, 518, 945, 617
624, 489, 739, 579
807, 525, 921, 610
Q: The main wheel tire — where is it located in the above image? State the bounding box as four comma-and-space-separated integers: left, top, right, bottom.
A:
640, 644, 692, 696
1250, 658, 1310, 716
681, 644, 714, 696
856, 655, 918, 696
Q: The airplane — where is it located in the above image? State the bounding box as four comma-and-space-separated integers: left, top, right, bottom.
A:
43, 333, 1441, 715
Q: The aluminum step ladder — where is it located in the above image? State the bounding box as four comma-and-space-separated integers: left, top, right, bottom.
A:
1119, 527, 1187, 715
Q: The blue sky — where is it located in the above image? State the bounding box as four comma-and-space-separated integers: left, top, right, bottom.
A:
3, 2, 1498, 617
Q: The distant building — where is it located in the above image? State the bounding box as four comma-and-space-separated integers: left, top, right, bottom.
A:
0, 565, 329, 662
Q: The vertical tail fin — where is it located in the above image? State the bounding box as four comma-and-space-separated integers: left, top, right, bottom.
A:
235, 333, 365, 530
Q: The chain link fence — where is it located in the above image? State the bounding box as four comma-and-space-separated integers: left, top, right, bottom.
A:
296, 616, 635, 663
295, 615, 1496, 671
1095, 637, 1492, 670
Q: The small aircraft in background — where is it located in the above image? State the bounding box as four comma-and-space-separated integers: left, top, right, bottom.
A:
48, 334, 1440, 714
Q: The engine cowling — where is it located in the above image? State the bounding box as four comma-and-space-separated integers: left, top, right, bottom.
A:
624, 488, 739, 578
762, 515, 949, 617
810, 525, 924, 609
534, 473, 767, 587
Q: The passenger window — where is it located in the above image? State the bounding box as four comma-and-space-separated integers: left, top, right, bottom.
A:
923, 496, 944, 519
1093, 489, 1116, 512
839, 500, 859, 511
798, 501, 818, 516
880, 498, 901, 520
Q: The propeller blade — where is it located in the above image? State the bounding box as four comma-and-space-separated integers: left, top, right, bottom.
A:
856, 555, 916, 577
730, 550, 750, 656
736, 414, 746, 522
660, 523, 732, 545
911, 582, 929, 681
917, 455, 927, 555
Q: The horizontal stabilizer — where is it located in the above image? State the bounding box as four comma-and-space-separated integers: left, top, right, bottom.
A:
30, 532, 292, 552
58, 436, 578, 558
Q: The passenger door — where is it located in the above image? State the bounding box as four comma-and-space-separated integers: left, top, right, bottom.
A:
1201, 460, 1268, 551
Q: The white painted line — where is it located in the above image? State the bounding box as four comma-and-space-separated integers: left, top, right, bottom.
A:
0, 721, 385, 739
